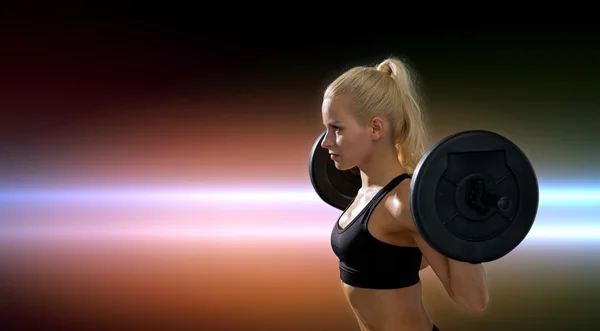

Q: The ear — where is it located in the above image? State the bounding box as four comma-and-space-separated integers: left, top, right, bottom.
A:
369, 116, 385, 140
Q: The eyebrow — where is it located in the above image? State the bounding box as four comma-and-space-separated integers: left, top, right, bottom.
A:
325, 120, 342, 125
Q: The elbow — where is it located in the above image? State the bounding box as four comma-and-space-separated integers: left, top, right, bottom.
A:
468, 294, 489, 313
451, 289, 489, 313
449, 262, 489, 313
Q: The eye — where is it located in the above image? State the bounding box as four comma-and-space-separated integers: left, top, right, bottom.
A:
332, 125, 341, 132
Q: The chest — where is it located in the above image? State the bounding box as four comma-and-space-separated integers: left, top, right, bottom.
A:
337, 192, 380, 229
334, 198, 416, 252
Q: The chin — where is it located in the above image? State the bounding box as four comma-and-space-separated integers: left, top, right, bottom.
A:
334, 162, 354, 171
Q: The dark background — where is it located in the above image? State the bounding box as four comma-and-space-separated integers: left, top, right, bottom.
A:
1, 7, 599, 331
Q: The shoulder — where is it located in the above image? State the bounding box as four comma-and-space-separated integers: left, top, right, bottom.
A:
381, 177, 417, 233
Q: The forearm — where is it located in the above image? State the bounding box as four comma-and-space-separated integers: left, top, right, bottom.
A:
448, 259, 489, 312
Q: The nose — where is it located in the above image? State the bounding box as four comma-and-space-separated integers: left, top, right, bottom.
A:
321, 130, 333, 149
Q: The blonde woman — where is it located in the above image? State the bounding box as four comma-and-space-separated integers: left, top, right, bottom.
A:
323, 57, 489, 331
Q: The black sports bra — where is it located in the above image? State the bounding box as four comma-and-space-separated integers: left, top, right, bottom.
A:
330, 173, 422, 289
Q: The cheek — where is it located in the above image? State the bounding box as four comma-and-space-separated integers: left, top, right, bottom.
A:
353, 142, 370, 158
336, 134, 348, 149
338, 135, 365, 156
335, 134, 345, 147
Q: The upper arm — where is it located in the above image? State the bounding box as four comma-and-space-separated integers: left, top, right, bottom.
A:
389, 179, 489, 311
411, 226, 453, 296
390, 179, 454, 296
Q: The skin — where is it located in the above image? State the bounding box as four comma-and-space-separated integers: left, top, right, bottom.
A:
321, 94, 489, 331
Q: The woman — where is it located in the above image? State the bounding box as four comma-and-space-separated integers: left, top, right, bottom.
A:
323, 57, 489, 331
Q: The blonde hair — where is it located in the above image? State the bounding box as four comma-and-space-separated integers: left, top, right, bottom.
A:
324, 57, 429, 173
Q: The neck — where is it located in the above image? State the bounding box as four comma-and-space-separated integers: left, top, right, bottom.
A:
357, 146, 408, 190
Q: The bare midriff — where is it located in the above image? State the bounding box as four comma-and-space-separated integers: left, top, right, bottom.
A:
340, 280, 434, 331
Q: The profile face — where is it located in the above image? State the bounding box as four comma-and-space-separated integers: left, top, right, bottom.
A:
321, 95, 372, 171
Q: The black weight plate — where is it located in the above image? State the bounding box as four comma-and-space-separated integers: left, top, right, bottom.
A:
410, 130, 539, 263
309, 130, 361, 210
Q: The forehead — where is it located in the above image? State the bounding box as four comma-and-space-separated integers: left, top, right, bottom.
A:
322, 96, 353, 123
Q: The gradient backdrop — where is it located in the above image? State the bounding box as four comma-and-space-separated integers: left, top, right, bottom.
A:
1, 12, 599, 331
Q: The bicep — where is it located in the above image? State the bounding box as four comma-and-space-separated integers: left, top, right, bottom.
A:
412, 231, 453, 295
393, 180, 487, 309
389, 179, 453, 294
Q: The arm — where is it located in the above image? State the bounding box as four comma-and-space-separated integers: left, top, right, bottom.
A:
419, 256, 430, 271
392, 179, 489, 312
411, 232, 489, 312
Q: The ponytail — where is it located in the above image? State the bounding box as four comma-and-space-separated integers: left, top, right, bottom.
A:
376, 58, 429, 173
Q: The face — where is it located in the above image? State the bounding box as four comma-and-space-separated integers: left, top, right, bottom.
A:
321, 95, 378, 171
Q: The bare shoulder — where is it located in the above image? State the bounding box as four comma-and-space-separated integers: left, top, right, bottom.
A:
380, 177, 417, 233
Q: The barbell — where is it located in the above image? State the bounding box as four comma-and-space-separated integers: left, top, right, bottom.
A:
308, 129, 539, 264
